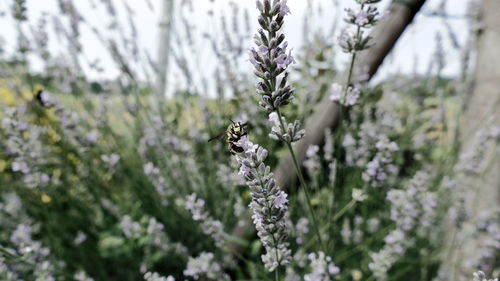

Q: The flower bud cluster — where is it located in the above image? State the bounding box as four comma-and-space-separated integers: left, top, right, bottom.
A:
330, 0, 381, 107
339, 0, 380, 53
74, 270, 95, 281
2, 106, 51, 189
362, 136, 399, 188
304, 252, 341, 281
0, 193, 60, 280
303, 145, 321, 178
251, 0, 295, 112
472, 271, 498, 281
463, 209, 500, 274
183, 194, 228, 249
268, 112, 305, 143
144, 272, 175, 281
183, 252, 230, 281
120, 215, 142, 239
143, 162, 171, 204
369, 171, 438, 280
235, 136, 292, 271
345, 5, 379, 28
329, 83, 361, 106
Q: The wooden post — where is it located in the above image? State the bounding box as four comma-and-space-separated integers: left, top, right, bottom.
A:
441, 0, 500, 279
156, 0, 175, 98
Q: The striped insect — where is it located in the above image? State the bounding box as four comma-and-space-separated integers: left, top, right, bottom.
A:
208, 120, 248, 154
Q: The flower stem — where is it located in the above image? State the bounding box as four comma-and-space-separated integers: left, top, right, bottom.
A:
329, 23, 362, 250
333, 199, 356, 222
345, 25, 361, 95
275, 108, 326, 252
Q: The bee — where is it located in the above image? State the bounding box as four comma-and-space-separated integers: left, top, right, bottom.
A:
35, 90, 52, 108
208, 120, 248, 154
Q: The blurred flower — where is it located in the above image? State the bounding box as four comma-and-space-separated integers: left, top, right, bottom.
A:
345, 6, 379, 27
73, 231, 87, 245
329, 84, 361, 106
345, 86, 361, 106
74, 271, 95, 281
362, 136, 399, 188
369, 171, 437, 280
295, 218, 309, 244
304, 252, 340, 281
144, 272, 175, 281
472, 271, 498, 281
183, 194, 227, 248
101, 153, 120, 167
304, 145, 321, 177
183, 252, 230, 281
329, 83, 342, 102
352, 188, 367, 202
120, 215, 141, 239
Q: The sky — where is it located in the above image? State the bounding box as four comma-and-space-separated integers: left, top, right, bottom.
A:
0, 0, 471, 94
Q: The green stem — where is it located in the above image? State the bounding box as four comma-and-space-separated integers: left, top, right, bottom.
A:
333, 199, 356, 222
275, 268, 280, 281
275, 108, 326, 252
328, 23, 363, 250
343, 24, 361, 100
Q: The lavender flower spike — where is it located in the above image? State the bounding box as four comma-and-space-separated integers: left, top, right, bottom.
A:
331, 0, 381, 107
235, 136, 292, 271
251, 0, 296, 112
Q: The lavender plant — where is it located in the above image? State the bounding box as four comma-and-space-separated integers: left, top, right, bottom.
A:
330, 0, 380, 106
182, 193, 228, 249
234, 136, 291, 276
369, 171, 439, 280
250, 0, 324, 251
183, 252, 230, 281
0, 0, 495, 280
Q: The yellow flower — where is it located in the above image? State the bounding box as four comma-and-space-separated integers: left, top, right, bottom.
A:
351, 269, 363, 281
53, 169, 62, 179
41, 193, 52, 203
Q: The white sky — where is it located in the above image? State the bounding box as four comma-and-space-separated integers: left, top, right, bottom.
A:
0, 0, 470, 94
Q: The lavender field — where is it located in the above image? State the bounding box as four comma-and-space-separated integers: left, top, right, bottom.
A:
0, 0, 498, 280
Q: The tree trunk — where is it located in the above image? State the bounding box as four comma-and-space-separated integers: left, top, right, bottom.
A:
441, 0, 500, 279
156, 0, 175, 98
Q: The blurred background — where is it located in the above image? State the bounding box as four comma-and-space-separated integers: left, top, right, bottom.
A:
0, 0, 498, 281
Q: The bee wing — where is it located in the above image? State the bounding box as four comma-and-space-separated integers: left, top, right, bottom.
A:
208, 132, 226, 142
